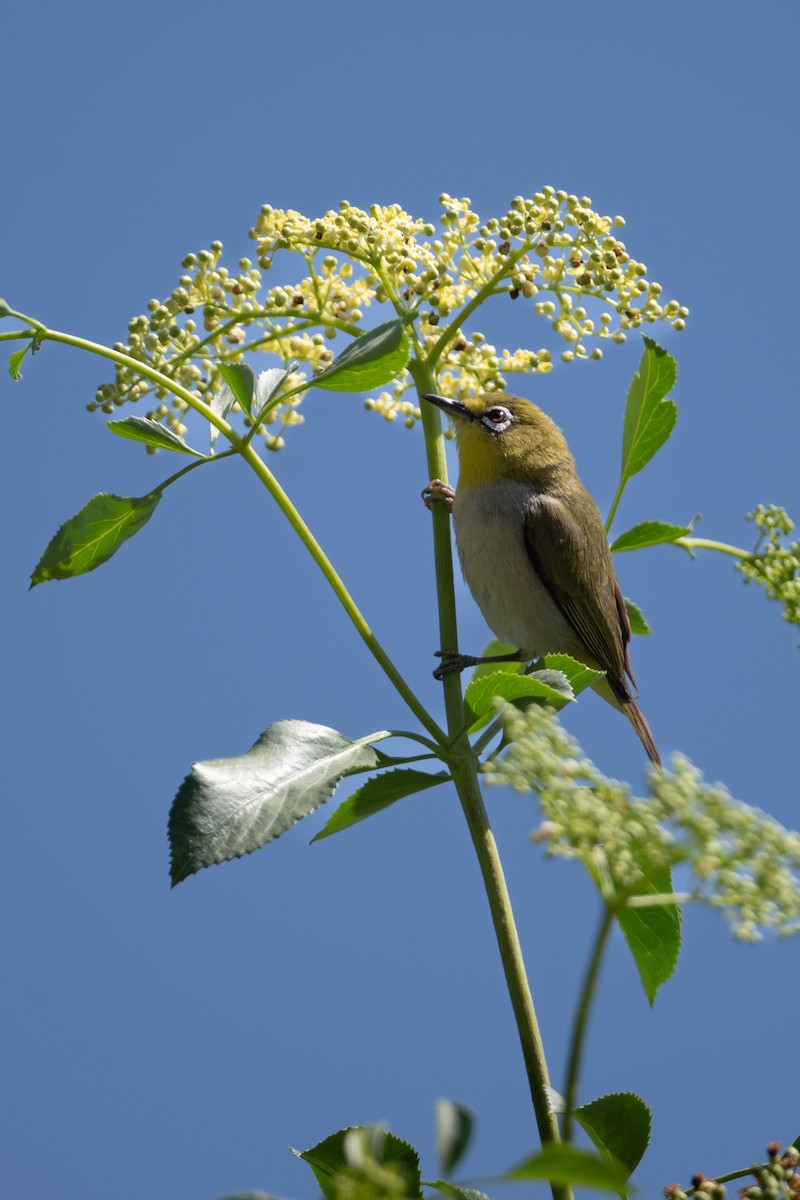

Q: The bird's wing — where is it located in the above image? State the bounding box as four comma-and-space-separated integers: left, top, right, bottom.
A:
523, 489, 634, 696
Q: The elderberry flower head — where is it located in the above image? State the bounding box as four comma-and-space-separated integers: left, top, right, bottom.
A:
737, 506, 800, 637
485, 704, 800, 940
91, 192, 686, 450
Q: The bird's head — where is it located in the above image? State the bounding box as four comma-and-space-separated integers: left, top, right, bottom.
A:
422, 392, 573, 487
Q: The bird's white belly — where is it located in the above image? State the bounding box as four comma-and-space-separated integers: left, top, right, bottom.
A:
452, 480, 580, 659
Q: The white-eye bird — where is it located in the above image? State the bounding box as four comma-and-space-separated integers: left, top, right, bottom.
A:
422, 392, 661, 767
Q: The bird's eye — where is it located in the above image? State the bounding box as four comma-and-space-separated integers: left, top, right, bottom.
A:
481, 406, 513, 432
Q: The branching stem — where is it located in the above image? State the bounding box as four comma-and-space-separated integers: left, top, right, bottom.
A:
16, 317, 447, 746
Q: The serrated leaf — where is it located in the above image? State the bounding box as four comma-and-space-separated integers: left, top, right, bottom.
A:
616, 865, 682, 1004
9, 344, 30, 379
312, 769, 449, 842
218, 361, 255, 418
169, 721, 388, 884
623, 598, 652, 636
502, 1144, 622, 1191
209, 383, 237, 453
576, 1092, 651, 1184
314, 319, 410, 392
620, 338, 677, 484
610, 521, 691, 553
107, 416, 205, 457
465, 670, 573, 728
435, 1099, 475, 1177
424, 1183, 492, 1200
30, 491, 160, 586
538, 654, 605, 696
298, 1125, 422, 1200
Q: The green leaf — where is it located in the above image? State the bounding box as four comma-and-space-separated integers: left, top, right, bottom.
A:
434, 1099, 475, 1177
616, 865, 682, 1004
30, 491, 160, 586
465, 670, 574, 729
575, 1092, 651, 1184
539, 654, 605, 696
502, 1144, 623, 1191
169, 721, 387, 884
107, 415, 205, 457
9, 344, 30, 379
0, 297, 11, 317
623, 598, 652, 636
212, 1193, 277, 1200
209, 382, 237, 453
314, 319, 410, 392
218, 361, 255, 418
620, 338, 677, 484
253, 365, 293, 423
610, 521, 691, 553
424, 1183, 492, 1200
312, 769, 449, 842
297, 1125, 422, 1200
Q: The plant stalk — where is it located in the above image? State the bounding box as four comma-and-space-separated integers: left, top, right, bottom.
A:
411, 359, 564, 1199
451, 757, 562, 1152
562, 905, 614, 1142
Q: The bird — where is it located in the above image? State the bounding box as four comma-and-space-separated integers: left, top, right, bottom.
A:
421, 391, 661, 767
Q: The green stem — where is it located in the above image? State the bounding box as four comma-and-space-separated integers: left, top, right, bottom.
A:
452, 758, 563, 1159
153, 448, 237, 493
562, 905, 615, 1142
604, 479, 626, 533
673, 536, 749, 559
407, 358, 465, 737
411, 355, 564, 1199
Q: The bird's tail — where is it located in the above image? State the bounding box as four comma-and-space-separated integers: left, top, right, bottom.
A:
623, 697, 662, 768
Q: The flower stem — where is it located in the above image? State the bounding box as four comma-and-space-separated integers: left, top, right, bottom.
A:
562, 905, 614, 1142
673, 536, 749, 559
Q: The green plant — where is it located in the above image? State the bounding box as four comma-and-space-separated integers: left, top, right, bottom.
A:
3, 190, 799, 1198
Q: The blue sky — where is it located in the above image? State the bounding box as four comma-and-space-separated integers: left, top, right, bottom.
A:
3, 3, 799, 1198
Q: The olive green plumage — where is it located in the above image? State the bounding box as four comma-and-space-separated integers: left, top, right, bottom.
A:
423, 392, 661, 767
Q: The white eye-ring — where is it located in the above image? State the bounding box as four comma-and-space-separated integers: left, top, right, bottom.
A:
480, 405, 513, 433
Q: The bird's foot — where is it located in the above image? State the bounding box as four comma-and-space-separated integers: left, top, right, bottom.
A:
433, 650, 479, 680
422, 479, 455, 511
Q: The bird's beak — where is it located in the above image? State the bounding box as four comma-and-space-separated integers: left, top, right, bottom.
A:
421, 393, 472, 422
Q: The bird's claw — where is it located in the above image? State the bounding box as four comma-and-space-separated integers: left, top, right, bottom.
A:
433, 650, 478, 680
422, 479, 455, 511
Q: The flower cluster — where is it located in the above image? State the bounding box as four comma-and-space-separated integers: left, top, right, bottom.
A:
737, 506, 800, 636
90, 192, 686, 448
485, 704, 800, 940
